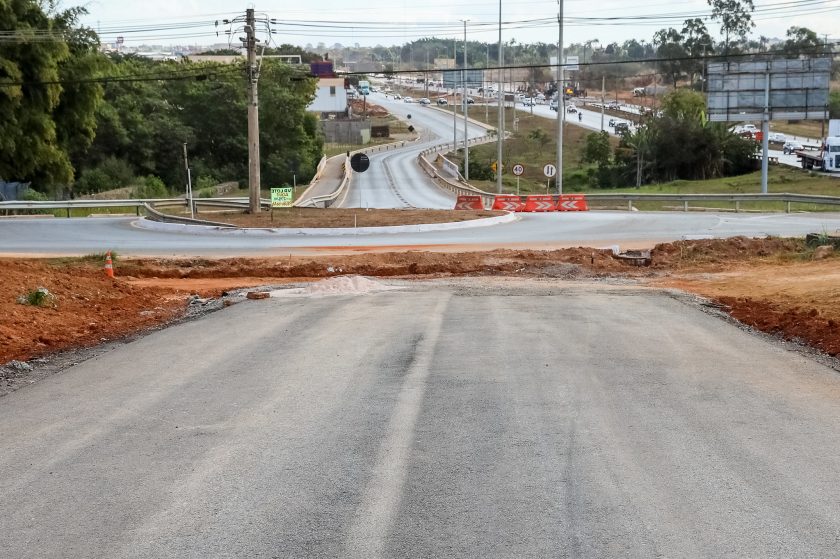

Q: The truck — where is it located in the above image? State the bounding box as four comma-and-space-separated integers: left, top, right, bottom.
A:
358, 80, 370, 96
795, 136, 840, 172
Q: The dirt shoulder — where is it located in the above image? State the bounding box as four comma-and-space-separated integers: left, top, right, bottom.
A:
2, 238, 839, 395
172, 208, 504, 228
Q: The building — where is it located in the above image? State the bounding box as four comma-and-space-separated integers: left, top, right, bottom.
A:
307, 78, 348, 118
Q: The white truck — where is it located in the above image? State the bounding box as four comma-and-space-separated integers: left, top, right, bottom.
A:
796, 136, 840, 172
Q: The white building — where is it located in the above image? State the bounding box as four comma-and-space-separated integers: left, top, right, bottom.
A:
307, 78, 348, 117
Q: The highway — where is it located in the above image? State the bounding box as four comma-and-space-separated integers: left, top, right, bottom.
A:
339, 93, 488, 209
3, 212, 840, 256
2, 280, 840, 557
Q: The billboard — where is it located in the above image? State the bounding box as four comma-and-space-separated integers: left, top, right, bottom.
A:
706, 58, 831, 122
443, 69, 484, 89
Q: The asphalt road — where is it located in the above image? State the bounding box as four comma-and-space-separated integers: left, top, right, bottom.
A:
339, 93, 488, 209
2, 280, 840, 557
3, 212, 840, 256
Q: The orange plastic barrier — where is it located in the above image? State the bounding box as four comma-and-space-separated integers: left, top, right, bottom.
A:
492, 195, 525, 212
454, 195, 484, 210
522, 195, 556, 212
556, 194, 589, 211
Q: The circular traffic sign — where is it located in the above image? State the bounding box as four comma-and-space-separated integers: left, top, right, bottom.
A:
543, 163, 557, 178
350, 153, 370, 173
512, 163, 525, 176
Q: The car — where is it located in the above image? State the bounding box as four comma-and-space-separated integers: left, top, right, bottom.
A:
549, 100, 558, 111
536, 93, 546, 101
403, 96, 414, 103
393, 94, 402, 100
783, 140, 804, 154
566, 105, 577, 114
522, 98, 535, 107
608, 118, 616, 127
418, 97, 431, 105
436, 98, 448, 105
614, 122, 630, 134
607, 101, 621, 110
769, 132, 787, 143
466, 97, 475, 104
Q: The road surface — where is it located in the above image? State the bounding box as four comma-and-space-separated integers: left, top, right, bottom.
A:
2, 280, 840, 557
339, 93, 488, 209
3, 211, 840, 256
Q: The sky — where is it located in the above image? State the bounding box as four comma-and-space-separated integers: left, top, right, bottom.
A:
78, 0, 840, 49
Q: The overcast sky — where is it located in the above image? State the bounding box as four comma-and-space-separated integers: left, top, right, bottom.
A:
79, 0, 840, 49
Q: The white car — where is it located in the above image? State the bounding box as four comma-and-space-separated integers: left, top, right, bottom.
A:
403, 96, 414, 103
769, 132, 787, 143
782, 140, 804, 154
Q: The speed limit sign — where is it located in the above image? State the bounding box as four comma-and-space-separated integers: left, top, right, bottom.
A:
512, 163, 525, 176
543, 164, 557, 178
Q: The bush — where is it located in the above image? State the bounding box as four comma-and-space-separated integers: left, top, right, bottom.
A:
17, 287, 56, 307
75, 157, 135, 195
131, 176, 169, 199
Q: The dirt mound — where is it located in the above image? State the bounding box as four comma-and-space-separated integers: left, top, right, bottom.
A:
119, 248, 627, 280
0, 259, 186, 364
651, 237, 804, 269
350, 99, 388, 117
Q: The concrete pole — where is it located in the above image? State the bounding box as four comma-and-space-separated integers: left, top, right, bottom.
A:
183, 143, 194, 219
600, 75, 605, 132
556, 0, 564, 195
463, 20, 469, 180
496, 0, 504, 193
761, 70, 770, 195
453, 39, 457, 151
246, 8, 261, 214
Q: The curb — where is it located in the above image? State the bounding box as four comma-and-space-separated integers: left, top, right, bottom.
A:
133, 211, 519, 237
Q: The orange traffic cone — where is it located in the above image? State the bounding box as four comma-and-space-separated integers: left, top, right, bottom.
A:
104, 251, 114, 278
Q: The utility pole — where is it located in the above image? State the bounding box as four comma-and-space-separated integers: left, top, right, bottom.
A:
245, 8, 261, 214
600, 75, 605, 131
496, 0, 504, 193
453, 39, 457, 151
485, 44, 489, 123
463, 20, 469, 180
183, 143, 194, 219
556, 0, 564, 195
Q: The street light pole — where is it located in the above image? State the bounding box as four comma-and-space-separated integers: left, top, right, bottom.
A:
556, 0, 564, 195
496, 0, 504, 193
463, 20, 470, 180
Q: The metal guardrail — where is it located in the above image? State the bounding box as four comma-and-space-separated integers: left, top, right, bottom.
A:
0, 196, 271, 217
584, 192, 840, 213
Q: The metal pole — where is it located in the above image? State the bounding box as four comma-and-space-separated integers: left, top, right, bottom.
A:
453, 39, 457, 151
761, 70, 770, 194
556, 0, 564, 195
485, 44, 489, 122
496, 0, 504, 193
600, 75, 605, 131
246, 8, 261, 214
183, 142, 194, 219
463, 20, 469, 181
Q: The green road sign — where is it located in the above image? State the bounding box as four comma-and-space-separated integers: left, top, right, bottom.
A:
270, 187, 293, 208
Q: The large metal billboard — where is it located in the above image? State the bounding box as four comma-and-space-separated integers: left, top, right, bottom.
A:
706, 58, 830, 122
442, 69, 484, 89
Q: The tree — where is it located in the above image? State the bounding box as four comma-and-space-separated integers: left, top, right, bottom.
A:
528, 128, 549, 156
830, 91, 840, 119
681, 19, 713, 86
0, 0, 97, 189
782, 26, 823, 57
660, 89, 706, 122
581, 131, 611, 166
707, 0, 755, 54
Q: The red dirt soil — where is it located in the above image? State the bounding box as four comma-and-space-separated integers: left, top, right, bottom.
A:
2, 238, 839, 369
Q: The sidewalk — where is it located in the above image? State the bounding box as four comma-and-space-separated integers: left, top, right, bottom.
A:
295, 156, 345, 205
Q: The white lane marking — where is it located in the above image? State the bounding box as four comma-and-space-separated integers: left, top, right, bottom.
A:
343, 295, 450, 558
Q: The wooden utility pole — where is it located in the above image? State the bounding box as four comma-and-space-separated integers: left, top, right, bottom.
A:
246, 8, 262, 214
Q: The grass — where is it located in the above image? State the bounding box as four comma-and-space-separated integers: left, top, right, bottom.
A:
585, 166, 840, 212
769, 120, 826, 141
49, 206, 139, 218
48, 252, 119, 268
436, 105, 618, 195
